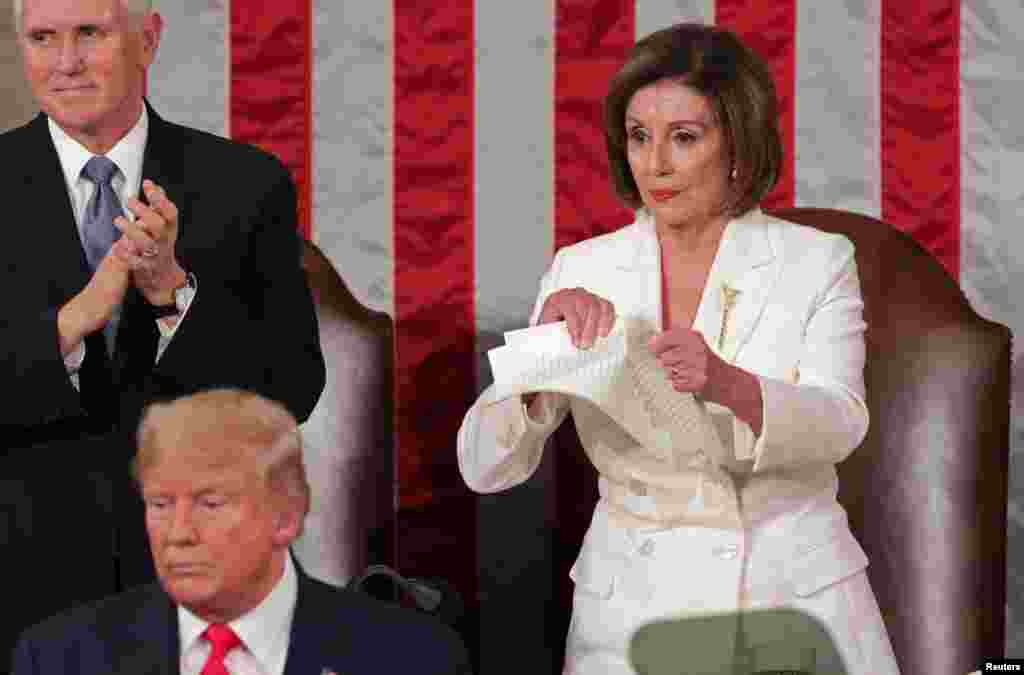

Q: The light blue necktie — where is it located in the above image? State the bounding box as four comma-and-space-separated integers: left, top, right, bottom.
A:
80, 155, 125, 354
80, 155, 124, 270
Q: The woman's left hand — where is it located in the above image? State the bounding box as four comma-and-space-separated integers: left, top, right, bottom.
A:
648, 328, 728, 400
648, 328, 764, 435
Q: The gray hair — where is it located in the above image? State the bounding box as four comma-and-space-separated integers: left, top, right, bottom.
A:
134, 389, 311, 528
14, 0, 154, 33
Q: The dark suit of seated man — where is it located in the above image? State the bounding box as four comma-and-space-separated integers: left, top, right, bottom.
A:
10, 390, 471, 675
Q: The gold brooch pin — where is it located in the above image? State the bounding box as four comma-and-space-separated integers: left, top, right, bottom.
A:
719, 283, 741, 351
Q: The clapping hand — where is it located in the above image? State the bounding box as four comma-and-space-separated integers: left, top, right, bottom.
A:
113, 179, 185, 304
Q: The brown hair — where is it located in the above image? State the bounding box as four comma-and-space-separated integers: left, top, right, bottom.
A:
604, 22, 782, 216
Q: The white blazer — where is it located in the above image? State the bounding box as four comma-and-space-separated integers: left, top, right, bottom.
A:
460, 207, 869, 521
458, 208, 899, 673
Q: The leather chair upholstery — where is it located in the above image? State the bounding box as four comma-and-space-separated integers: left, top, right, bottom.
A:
291, 240, 395, 586
551, 208, 1010, 675
773, 208, 1009, 674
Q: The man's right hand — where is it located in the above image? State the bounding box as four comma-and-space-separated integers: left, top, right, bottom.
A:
56, 246, 132, 356
536, 287, 616, 349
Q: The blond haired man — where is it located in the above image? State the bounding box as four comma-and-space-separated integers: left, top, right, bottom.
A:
12, 390, 469, 675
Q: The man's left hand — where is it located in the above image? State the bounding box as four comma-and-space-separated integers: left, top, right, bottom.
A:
115, 179, 185, 304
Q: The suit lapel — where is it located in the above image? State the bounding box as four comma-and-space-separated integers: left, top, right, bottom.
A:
284, 573, 327, 675
140, 101, 188, 244
19, 115, 119, 414
616, 209, 780, 364
112, 586, 180, 675
285, 561, 364, 675
610, 212, 663, 333
19, 114, 92, 306
116, 102, 187, 379
694, 209, 779, 362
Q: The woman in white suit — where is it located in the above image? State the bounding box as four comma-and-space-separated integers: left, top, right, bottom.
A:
458, 23, 899, 675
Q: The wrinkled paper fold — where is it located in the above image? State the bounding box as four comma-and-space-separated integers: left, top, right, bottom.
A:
487, 318, 729, 467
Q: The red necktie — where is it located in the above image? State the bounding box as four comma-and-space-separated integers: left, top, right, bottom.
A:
200, 624, 242, 675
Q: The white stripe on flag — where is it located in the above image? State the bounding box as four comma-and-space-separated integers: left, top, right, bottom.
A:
960, 4, 1024, 656
311, 0, 393, 314
147, 0, 228, 139
474, 7, 557, 675
635, 0, 712, 38
959, 2, 1024, 334
793, 0, 881, 216
474, 1, 555, 382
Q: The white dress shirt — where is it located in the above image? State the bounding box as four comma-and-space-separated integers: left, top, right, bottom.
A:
178, 554, 298, 675
47, 106, 196, 388
49, 107, 148, 238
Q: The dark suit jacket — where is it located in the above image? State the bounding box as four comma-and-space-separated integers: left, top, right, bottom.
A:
10, 565, 472, 675
0, 102, 325, 443
0, 104, 326, 669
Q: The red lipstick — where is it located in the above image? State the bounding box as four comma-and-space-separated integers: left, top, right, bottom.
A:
649, 190, 679, 203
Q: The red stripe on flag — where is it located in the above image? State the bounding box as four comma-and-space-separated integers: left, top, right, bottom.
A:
229, 1, 313, 238
881, 2, 960, 278
716, 0, 796, 210
554, 0, 635, 252
393, 3, 478, 662
393, 3, 476, 508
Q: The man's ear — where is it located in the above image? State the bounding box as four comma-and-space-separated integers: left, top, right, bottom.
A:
139, 11, 164, 67
272, 502, 304, 547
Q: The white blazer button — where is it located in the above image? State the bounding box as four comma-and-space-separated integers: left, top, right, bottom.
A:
637, 540, 655, 557
712, 544, 739, 560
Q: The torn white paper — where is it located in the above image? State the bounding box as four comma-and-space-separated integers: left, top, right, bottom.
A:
487, 318, 729, 468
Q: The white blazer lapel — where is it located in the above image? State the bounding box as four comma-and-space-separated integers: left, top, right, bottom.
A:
700, 210, 780, 362
613, 210, 779, 360
611, 211, 663, 332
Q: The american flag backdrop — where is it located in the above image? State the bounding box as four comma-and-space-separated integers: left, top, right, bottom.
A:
142, 0, 1024, 660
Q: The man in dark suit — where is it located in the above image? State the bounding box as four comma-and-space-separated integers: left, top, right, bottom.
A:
0, 0, 325, 667
11, 390, 470, 675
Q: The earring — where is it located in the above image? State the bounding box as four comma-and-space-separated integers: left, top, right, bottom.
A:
730, 167, 738, 180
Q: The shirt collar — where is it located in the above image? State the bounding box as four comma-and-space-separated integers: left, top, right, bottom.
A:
48, 105, 149, 192
178, 553, 299, 671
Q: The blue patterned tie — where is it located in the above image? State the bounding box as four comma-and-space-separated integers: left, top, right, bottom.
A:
80, 156, 124, 270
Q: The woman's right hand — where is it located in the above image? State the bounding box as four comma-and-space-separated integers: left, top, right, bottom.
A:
537, 287, 616, 349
